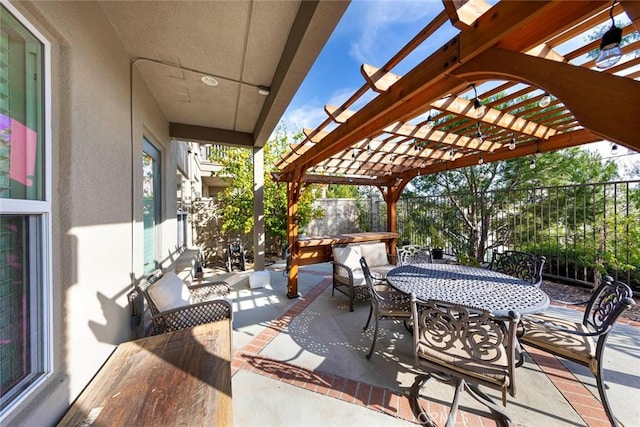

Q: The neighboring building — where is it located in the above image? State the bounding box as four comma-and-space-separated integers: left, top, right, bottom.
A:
0, 1, 347, 425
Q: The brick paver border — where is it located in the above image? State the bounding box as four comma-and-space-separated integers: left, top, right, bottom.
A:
231, 267, 629, 426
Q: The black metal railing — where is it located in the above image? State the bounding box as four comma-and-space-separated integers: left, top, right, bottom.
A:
363, 180, 639, 291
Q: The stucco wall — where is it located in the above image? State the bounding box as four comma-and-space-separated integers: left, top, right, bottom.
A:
3, 2, 176, 426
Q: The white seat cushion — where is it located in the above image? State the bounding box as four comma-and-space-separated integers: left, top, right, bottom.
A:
361, 242, 389, 267
332, 245, 362, 272
147, 271, 191, 312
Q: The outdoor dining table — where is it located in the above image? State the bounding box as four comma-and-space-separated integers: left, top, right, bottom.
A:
386, 263, 550, 317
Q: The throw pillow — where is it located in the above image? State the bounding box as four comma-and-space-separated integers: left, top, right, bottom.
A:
332, 245, 362, 272
360, 242, 388, 267
147, 271, 191, 312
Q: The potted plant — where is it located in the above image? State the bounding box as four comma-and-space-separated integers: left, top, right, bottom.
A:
428, 226, 444, 260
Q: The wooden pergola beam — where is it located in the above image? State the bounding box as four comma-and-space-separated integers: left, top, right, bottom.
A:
280, 1, 563, 174
452, 47, 640, 149
404, 128, 602, 178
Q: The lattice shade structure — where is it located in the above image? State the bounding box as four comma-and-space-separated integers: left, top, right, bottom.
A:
272, 0, 640, 297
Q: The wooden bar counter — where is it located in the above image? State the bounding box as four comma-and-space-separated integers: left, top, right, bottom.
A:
296, 231, 399, 266
58, 320, 232, 426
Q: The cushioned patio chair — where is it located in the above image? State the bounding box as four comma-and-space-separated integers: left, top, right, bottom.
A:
331, 245, 371, 312
139, 270, 232, 335
519, 276, 635, 427
489, 250, 546, 287
410, 296, 520, 427
397, 244, 432, 265
360, 257, 411, 360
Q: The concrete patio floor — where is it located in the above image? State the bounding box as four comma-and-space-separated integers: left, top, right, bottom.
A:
206, 261, 639, 427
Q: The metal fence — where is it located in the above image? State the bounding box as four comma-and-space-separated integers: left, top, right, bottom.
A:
363, 180, 640, 291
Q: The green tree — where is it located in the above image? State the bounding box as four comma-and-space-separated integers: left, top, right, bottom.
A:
410, 148, 618, 261
209, 125, 323, 251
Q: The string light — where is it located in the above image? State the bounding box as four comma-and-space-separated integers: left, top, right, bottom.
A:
539, 92, 551, 108
596, 0, 623, 69
425, 111, 435, 130
471, 83, 485, 118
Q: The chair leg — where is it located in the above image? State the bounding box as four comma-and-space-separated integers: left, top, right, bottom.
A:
411, 372, 513, 427
409, 374, 438, 427
349, 286, 355, 312
365, 315, 379, 360
465, 383, 513, 427
363, 304, 373, 331
446, 379, 466, 427
595, 365, 619, 426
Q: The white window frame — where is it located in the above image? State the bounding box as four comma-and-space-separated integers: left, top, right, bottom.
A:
0, 0, 53, 420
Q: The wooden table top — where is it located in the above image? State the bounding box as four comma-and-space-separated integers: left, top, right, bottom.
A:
58, 320, 232, 426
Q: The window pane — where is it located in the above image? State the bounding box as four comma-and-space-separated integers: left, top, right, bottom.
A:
0, 5, 44, 201
143, 139, 161, 273
0, 215, 44, 411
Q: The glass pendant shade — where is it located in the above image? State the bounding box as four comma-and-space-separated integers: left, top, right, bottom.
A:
473, 98, 485, 118
595, 25, 623, 69
539, 93, 551, 108
425, 119, 435, 130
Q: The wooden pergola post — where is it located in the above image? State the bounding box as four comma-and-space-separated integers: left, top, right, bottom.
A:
286, 176, 303, 298
381, 180, 408, 257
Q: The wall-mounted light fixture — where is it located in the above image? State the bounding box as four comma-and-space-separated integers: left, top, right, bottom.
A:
596, 1, 623, 69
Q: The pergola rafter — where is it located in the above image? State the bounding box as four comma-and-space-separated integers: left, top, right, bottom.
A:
274, 0, 640, 297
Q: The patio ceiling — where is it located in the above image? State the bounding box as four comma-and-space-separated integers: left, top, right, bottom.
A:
99, 0, 348, 148
273, 0, 640, 187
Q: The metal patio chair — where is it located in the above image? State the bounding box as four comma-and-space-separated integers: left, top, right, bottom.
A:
410, 296, 520, 427
489, 250, 546, 287
397, 244, 433, 265
360, 257, 411, 360
519, 276, 635, 427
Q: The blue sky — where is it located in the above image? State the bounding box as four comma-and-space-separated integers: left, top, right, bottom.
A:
282, 0, 449, 132
279, 0, 639, 178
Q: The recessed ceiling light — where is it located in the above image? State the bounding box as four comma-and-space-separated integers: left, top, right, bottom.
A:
201, 75, 219, 87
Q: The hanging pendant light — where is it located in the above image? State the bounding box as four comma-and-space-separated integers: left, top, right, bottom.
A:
508, 135, 516, 150
596, 1, 623, 69
471, 84, 485, 118
539, 92, 551, 108
425, 111, 435, 130
529, 158, 536, 169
